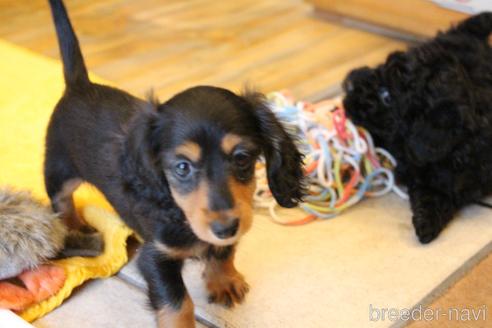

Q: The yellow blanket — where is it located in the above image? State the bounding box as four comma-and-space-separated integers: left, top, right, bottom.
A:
0, 40, 134, 322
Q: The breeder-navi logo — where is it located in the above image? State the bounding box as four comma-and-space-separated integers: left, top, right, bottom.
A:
369, 304, 488, 322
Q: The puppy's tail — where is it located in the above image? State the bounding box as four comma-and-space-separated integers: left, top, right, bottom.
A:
452, 12, 492, 41
48, 0, 89, 86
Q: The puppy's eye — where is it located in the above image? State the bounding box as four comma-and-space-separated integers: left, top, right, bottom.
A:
378, 88, 392, 107
233, 152, 253, 169
175, 160, 192, 179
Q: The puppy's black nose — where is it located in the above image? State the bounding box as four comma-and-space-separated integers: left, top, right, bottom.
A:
210, 218, 239, 239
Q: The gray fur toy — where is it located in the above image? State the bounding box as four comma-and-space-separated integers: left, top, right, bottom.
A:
0, 188, 104, 280
0, 188, 67, 280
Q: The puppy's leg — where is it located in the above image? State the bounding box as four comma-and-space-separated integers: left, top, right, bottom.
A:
409, 187, 454, 244
203, 246, 249, 307
57, 230, 104, 258
44, 143, 84, 230
51, 178, 83, 230
138, 243, 195, 328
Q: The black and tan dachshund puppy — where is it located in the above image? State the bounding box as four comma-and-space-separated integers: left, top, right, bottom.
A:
343, 13, 492, 244
45, 1, 304, 326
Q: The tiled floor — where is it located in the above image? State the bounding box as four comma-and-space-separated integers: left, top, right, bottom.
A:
32, 277, 207, 328
34, 278, 159, 328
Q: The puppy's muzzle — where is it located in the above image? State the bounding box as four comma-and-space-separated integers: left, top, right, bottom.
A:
210, 218, 239, 239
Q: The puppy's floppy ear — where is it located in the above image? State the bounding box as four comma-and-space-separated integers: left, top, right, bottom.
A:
242, 90, 306, 207
120, 104, 168, 202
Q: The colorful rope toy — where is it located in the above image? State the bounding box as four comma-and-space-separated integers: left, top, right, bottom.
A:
254, 91, 408, 225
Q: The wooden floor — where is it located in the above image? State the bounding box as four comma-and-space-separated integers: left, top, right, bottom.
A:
308, 0, 467, 38
0, 0, 405, 101
0, 1, 490, 327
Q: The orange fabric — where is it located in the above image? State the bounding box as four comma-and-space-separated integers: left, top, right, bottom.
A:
0, 265, 65, 311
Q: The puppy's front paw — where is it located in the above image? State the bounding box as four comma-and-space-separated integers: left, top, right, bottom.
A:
206, 272, 250, 307
413, 215, 440, 244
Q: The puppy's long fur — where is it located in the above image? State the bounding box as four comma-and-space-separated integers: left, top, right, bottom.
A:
45, 1, 304, 325
343, 13, 492, 243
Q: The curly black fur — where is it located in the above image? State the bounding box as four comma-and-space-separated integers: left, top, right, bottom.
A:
343, 13, 492, 244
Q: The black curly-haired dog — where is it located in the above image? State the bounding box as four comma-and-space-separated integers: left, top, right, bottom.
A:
343, 13, 492, 244
45, 1, 304, 326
